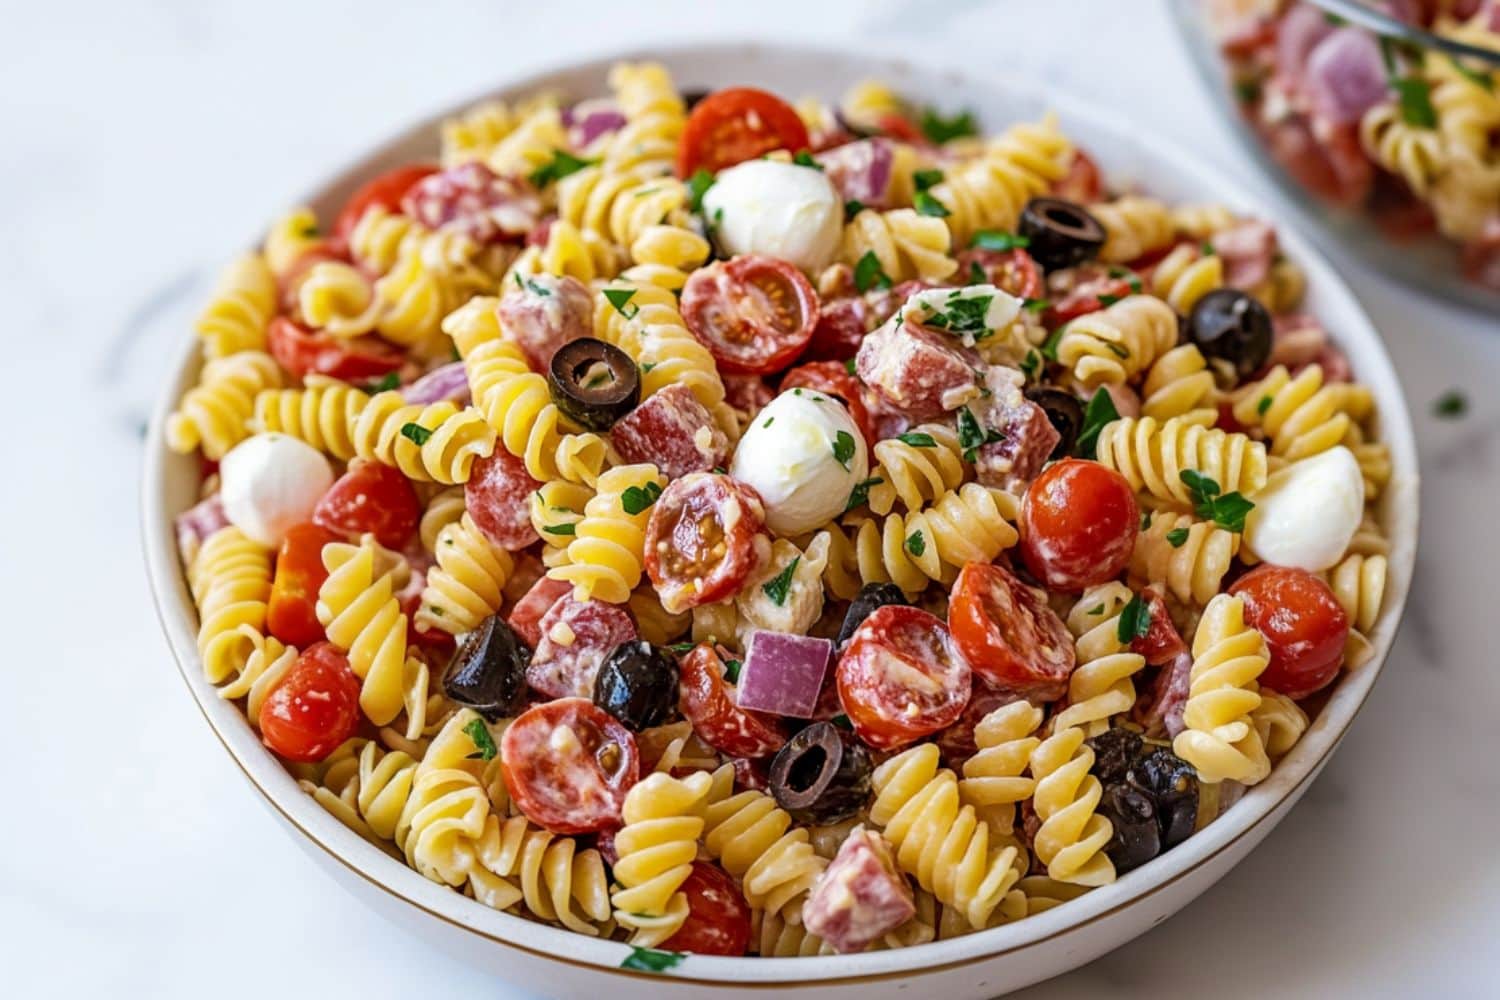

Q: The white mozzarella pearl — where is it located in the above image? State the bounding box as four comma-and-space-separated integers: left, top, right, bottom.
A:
219, 433, 335, 548
701, 160, 843, 273
730, 389, 868, 537
1243, 446, 1364, 572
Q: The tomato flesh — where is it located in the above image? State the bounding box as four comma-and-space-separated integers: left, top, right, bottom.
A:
1045, 270, 1138, 325
1053, 150, 1103, 204
677, 87, 810, 177
334, 164, 439, 242
660, 862, 753, 956
259, 642, 363, 762
267, 522, 340, 647
1020, 459, 1139, 592
645, 473, 768, 613
947, 562, 1074, 700
1131, 586, 1187, 666
312, 460, 421, 550
956, 248, 1042, 301
1230, 565, 1349, 699
780, 360, 875, 446
837, 604, 972, 751
679, 644, 788, 758
501, 698, 640, 835
267, 317, 404, 381
681, 255, 819, 376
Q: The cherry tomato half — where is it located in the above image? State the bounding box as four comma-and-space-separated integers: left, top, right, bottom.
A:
660, 862, 753, 956
259, 642, 363, 763
837, 604, 972, 751
1053, 150, 1104, 204
1131, 586, 1187, 666
679, 644, 788, 758
781, 360, 876, 447
334, 163, 439, 243
875, 112, 924, 145
1230, 565, 1349, 699
645, 473, 768, 613
501, 698, 640, 835
1045, 268, 1139, 325
267, 316, 404, 382
267, 522, 340, 648
1020, 459, 1139, 593
955, 248, 1043, 301
312, 460, 421, 550
680, 255, 819, 376
677, 87, 810, 177
947, 562, 1074, 700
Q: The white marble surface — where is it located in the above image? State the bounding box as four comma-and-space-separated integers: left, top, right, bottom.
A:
3, 0, 1497, 996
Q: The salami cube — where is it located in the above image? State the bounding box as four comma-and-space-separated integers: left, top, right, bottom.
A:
722, 373, 776, 418
855, 316, 982, 421
814, 138, 895, 209
465, 448, 542, 552
1215, 219, 1278, 291
737, 630, 833, 719
527, 595, 638, 699
970, 368, 1060, 492
401, 161, 541, 244
801, 826, 915, 954
497, 273, 593, 373
611, 384, 730, 478
507, 575, 572, 649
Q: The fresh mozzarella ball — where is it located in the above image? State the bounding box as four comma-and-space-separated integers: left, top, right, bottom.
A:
1243, 446, 1363, 572
701, 160, 843, 273
730, 389, 869, 537
220, 433, 334, 548
902, 283, 1024, 348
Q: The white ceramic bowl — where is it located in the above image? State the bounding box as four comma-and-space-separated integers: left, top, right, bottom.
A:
142, 40, 1420, 1000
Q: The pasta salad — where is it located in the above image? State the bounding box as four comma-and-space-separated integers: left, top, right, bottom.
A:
167, 63, 1395, 962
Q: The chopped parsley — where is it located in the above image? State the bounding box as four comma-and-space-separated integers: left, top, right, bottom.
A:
1040, 324, 1067, 362
527, 149, 597, 188
620, 947, 685, 973
1233, 78, 1263, 104
667, 641, 696, 654
919, 106, 978, 144
1104, 340, 1130, 359
722, 658, 743, 683
1098, 293, 1122, 307
762, 557, 800, 607
1433, 389, 1467, 420
463, 718, 498, 761
543, 523, 576, 537
956, 406, 1003, 462
1116, 594, 1152, 644
686, 168, 716, 212
1179, 470, 1255, 533
620, 480, 663, 516
904, 530, 927, 557
762, 416, 775, 429
972, 230, 1030, 252
832, 430, 857, 471
830, 713, 852, 730
913, 190, 950, 218
854, 250, 893, 292
969, 260, 986, 284
366, 372, 400, 393
399, 422, 432, 446
1165, 527, 1190, 548
641, 361, 657, 373
1257, 394, 1273, 416
1019, 349, 1041, 381
1394, 76, 1438, 128
844, 358, 857, 375
897, 431, 937, 448
1074, 389, 1120, 461
1023, 297, 1051, 314
844, 476, 884, 512
792, 150, 822, 170
1200, 241, 1216, 257
844, 198, 865, 221
523, 276, 551, 296
603, 287, 639, 320
913, 168, 944, 192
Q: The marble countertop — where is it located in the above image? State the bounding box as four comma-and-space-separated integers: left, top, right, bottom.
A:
4, 0, 1496, 996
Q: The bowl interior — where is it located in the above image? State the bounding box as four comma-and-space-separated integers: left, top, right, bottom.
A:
142, 39, 1420, 984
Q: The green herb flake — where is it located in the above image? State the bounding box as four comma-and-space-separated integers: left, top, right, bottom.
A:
914, 190, 951, 218
1200, 241, 1216, 257
1074, 389, 1120, 460
844, 198, 865, 222
685, 169, 716, 214
543, 523, 576, 537
969, 260, 986, 285
1233, 78, 1263, 104
897, 431, 937, 448
463, 718, 498, 761
904, 530, 927, 557
667, 641, 696, 654
830, 713, 853, 731
854, 250, 893, 293
722, 658, 743, 683
1179, 469, 1255, 533
1116, 594, 1152, 644
524, 276, 552, 297
1104, 340, 1130, 359
957, 407, 991, 463
919, 106, 978, 144
844, 476, 884, 512
1023, 297, 1051, 314
762, 416, 775, 429
641, 361, 657, 373
620, 946, 686, 973
762, 557, 801, 607
1447, 56, 1496, 93
844, 358, 857, 375
1087, 604, 1105, 616
832, 430, 857, 471
620, 480, 663, 516
972, 230, 1030, 252
913, 168, 944, 192
1098, 293, 1122, 307
603, 287, 640, 320
1393, 76, 1437, 128
450, 344, 462, 362
792, 150, 822, 170
366, 372, 401, 393
943, 294, 994, 341
1165, 527, 1190, 548
1434, 390, 1467, 420
1040, 325, 1067, 362
399, 422, 433, 446
528, 149, 598, 188
1019, 349, 1041, 381
1257, 394, 1273, 416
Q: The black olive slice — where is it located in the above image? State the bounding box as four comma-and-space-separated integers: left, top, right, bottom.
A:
548, 337, 641, 431
442, 616, 530, 721
592, 641, 679, 731
1018, 197, 1107, 271
768, 721, 872, 825
1187, 289, 1272, 380
836, 582, 908, 648
1024, 387, 1086, 460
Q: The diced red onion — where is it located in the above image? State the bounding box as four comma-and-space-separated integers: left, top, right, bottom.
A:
815, 139, 894, 208
176, 493, 228, 564
1276, 4, 1337, 85
402, 361, 471, 406
1305, 27, 1389, 124
737, 630, 833, 718
565, 98, 626, 150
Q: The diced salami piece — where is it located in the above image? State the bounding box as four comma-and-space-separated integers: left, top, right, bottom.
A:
610, 384, 730, 478
969, 368, 1060, 492
722, 373, 776, 418
1134, 649, 1193, 740
814, 138, 895, 209
855, 316, 982, 422
801, 826, 915, 954
527, 596, 638, 699
679, 644, 789, 759
497, 272, 593, 372
501, 698, 640, 834
402, 361, 471, 406
732, 756, 771, 793
176, 494, 228, 564
401, 161, 542, 244
804, 296, 870, 363
836, 605, 972, 751
860, 385, 913, 441
1215, 220, 1278, 292
465, 448, 542, 552
507, 575, 573, 648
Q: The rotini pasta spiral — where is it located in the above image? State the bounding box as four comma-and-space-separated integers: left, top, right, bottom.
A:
1027, 724, 1116, 887
1051, 583, 1148, 735
557, 167, 710, 287
166, 350, 283, 461
188, 526, 273, 685
1091, 196, 1175, 263
317, 535, 412, 726
1140, 343, 1218, 423
214, 625, 297, 723
840, 208, 958, 283
1231, 363, 1377, 464
1131, 511, 1240, 607
864, 422, 969, 515
348, 391, 496, 485
194, 253, 277, 358
1172, 593, 1271, 785
602, 62, 687, 176
611, 770, 713, 946
638, 720, 719, 775
869, 743, 1022, 929
418, 486, 467, 554
530, 479, 594, 566
506, 219, 622, 286
959, 700, 1044, 833
1326, 550, 1387, 669
263, 207, 323, 278
1150, 243, 1225, 314
417, 512, 516, 635
441, 99, 520, 167
1251, 689, 1308, 760
305, 738, 419, 846
251, 375, 370, 461
702, 765, 827, 919
927, 116, 1072, 244
485, 105, 567, 179
592, 280, 728, 415
1360, 100, 1449, 198
547, 463, 665, 604
298, 260, 379, 337
1095, 414, 1268, 508
1168, 202, 1239, 240
1055, 294, 1177, 388
472, 813, 613, 935
839, 79, 909, 132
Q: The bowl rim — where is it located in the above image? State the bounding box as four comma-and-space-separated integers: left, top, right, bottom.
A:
141, 36, 1421, 985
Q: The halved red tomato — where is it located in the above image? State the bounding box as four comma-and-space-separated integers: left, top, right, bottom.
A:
677, 88, 810, 177
267, 316, 404, 381
680, 255, 818, 375
956, 247, 1043, 300
267, 522, 340, 648
948, 562, 1074, 701
334, 164, 439, 242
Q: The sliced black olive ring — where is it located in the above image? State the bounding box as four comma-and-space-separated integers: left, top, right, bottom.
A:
1018, 196, 1107, 272
548, 337, 641, 431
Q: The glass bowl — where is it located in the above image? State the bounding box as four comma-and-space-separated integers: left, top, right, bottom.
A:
1170, 0, 1500, 313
